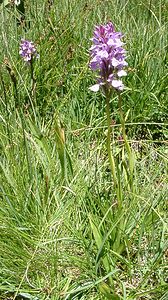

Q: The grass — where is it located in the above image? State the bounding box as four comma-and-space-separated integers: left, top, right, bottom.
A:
0, 0, 168, 299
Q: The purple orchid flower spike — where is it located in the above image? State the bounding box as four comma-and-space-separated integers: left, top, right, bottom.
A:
19, 39, 38, 63
89, 22, 127, 93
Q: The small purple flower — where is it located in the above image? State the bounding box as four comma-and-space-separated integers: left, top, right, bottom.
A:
89, 22, 127, 92
19, 39, 38, 63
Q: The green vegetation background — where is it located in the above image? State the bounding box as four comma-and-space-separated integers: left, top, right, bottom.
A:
0, 0, 167, 299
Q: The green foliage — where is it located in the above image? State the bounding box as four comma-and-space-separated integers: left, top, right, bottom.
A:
0, 0, 167, 299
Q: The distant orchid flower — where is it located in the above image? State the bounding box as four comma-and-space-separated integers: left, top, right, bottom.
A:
89, 22, 127, 93
19, 39, 38, 63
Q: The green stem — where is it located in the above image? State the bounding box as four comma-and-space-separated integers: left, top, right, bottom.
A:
118, 93, 134, 187
30, 59, 37, 120
118, 93, 130, 153
14, 82, 32, 183
30, 59, 35, 100
105, 92, 122, 207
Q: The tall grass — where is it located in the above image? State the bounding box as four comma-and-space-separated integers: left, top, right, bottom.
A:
0, 0, 167, 299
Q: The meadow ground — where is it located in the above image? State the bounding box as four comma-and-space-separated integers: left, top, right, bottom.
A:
0, 0, 168, 299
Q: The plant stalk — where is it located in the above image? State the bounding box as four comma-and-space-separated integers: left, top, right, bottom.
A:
105, 92, 122, 207
118, 93, 134, 188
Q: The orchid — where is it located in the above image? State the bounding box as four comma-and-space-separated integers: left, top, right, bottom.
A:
19, 39, 38, 63
89, 22, 127, 92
